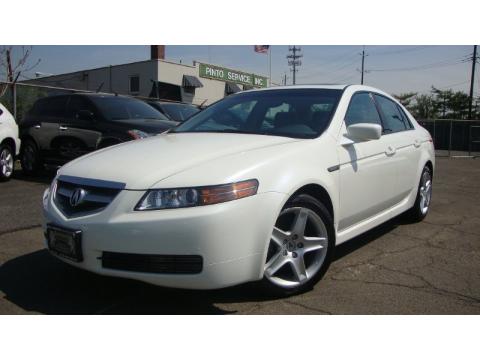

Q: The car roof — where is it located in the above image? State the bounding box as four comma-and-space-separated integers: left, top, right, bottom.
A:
240, 84, 396, 100
149, 100, 197, 106
243, 84, 350, 93
40, 93, 132, 100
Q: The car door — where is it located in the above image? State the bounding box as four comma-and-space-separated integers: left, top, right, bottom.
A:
30, 96, 68, 161
58, 95, 102, 163
372, 94, 419, 199
337, 92, 398, 231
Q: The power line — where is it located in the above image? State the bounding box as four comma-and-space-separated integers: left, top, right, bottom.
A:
315, 50, 359, 70
368, 56, 468, 72
297, 53, 359, 81
368, 45, 430, 56
438, 80, 470, 89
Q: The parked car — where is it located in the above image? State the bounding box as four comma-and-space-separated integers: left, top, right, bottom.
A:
147, 101, 200, 122
42, 85, 434, 295
0, 102, 21, 181
20, 93, 178, 174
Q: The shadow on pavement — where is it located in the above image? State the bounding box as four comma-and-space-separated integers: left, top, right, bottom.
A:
0, 217, 406, 315
0, 249, 275, 314
12, 167, 56, 186
333, 217, 403, 261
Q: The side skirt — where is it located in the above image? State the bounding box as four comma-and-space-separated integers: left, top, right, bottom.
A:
335, 189, 416, 246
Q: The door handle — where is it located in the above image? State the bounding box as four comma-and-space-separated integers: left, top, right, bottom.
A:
59, 126, 68, 131
385, 145, 396, 156
34, 124, 41, 129
414, 139, 421, 148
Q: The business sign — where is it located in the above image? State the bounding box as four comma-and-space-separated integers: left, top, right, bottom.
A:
199, 63, 268, 88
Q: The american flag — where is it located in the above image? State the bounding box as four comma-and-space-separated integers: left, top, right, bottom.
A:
254, 45, 269, 54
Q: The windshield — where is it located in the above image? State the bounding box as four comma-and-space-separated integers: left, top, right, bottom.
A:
91, 96, 170, 121
172, 89, 343, 138
161, 103, 200, 122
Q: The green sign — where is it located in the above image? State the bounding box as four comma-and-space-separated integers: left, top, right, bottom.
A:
199, 63, 268, 88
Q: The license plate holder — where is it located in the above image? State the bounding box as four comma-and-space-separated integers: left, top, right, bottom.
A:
47, 224, 83, 262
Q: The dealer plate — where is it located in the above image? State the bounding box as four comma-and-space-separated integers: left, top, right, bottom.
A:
47, 225, 83, 262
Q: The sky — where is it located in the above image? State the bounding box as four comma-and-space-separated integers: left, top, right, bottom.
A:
8, 45, 479, 96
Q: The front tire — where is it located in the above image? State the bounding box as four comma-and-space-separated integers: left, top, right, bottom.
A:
261, 194, 335, 296
405, 165, 432, 222
21, 139, 43, 175
0, 144, 14, 181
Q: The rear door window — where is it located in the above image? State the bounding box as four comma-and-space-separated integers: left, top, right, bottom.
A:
66, 96, 96, 120
373, 94, 408, 133
39, 96, 68, 118
397, 105, 414, 130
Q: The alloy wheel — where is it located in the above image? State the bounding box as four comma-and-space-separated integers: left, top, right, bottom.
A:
419, 170, 432, 215
264, 207, 329, 289
0, 147, 14, 178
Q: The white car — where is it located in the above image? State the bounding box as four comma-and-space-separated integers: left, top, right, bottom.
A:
0, 102, 20, 181
42, 85, 434, 295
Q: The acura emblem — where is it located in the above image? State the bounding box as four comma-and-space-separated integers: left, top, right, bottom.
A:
70, 188, 86, 207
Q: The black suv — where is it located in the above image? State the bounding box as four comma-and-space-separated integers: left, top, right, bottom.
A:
147, 101, 200, 122
20, 93, 178, 174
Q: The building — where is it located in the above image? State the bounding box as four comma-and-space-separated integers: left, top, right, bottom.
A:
24, 46, 269, 106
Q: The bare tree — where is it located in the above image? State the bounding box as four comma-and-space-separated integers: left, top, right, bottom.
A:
0, 46, 41, 97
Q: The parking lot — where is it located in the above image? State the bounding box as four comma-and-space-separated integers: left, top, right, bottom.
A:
0, 157, 478, 314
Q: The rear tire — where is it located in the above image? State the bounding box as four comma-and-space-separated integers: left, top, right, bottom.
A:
405, 165, 432, 222
261, 194, 335, 297
21, 139, 43, 175
0, 143, 14, 181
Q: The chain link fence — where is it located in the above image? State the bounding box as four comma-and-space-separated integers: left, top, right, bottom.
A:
417, 119, 480, 157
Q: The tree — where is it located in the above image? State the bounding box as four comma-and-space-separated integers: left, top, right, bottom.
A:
412, 94, 437, 119
393, 92, 417, 111
430, 87, 472, 119
0, 46, 41, 117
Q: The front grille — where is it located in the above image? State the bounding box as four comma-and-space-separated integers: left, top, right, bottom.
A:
54, 175, 125, 218
102, 251, 203, 274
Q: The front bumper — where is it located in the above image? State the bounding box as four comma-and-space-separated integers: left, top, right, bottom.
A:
43, 190, 285, 289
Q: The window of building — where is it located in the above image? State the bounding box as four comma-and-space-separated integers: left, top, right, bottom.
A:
345, 92, 382, 127
129, 75, 140, 94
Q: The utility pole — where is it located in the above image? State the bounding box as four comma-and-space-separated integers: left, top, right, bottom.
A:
287, 46, 302, 85
361, 45, 366, 85
468, 45, 477, 120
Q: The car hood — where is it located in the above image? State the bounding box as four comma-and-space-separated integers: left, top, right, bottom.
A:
59, 132, 300, 189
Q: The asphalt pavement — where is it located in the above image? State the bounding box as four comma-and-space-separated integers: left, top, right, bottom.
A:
0, 158, 479, 314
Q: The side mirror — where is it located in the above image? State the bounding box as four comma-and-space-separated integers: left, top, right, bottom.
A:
346, 123, 382, 141
77, 110, 94, 121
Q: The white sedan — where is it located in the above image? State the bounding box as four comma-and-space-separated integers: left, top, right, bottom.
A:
0, 102, 21, 181
42, 85, 434, 295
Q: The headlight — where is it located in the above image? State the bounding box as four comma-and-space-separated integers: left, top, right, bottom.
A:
128, 129, 149, 139
135, 179, 259, 210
